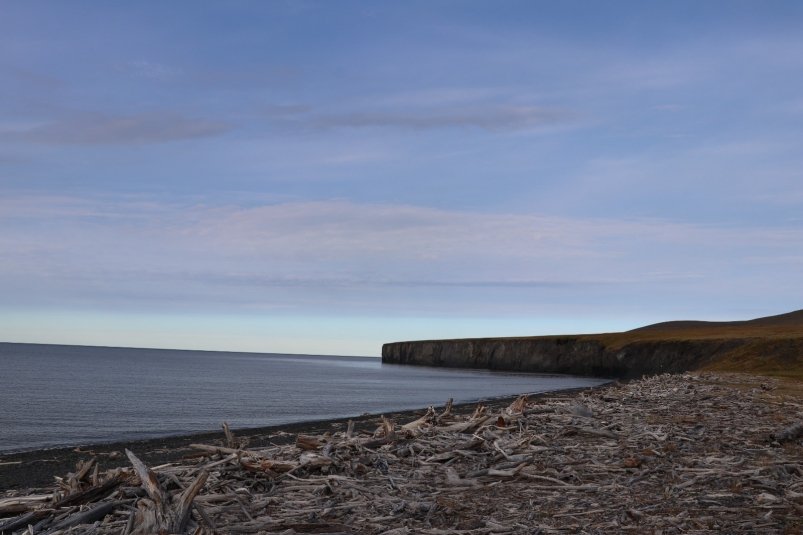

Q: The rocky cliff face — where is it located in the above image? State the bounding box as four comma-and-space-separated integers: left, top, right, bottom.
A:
382, 337, 745, 379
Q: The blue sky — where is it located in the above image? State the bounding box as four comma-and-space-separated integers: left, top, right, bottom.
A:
1, 1, 801, 355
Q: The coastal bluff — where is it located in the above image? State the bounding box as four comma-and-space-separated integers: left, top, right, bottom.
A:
382, 309, 803, 379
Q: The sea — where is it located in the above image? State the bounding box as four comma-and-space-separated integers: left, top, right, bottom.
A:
0, 342, 608, 453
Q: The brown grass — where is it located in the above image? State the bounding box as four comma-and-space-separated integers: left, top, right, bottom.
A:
586, 310, 803, 379
433, 309, 803, 380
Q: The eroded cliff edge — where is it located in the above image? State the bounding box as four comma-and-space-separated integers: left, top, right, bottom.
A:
382, 309, 803, 379
383, 337, 748, 379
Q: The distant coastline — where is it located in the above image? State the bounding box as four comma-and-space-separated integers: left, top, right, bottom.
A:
0, 340, 378, 360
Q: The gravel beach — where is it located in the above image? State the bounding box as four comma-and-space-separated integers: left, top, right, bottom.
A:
0, 387, 600, 492
2, 374, 801, 534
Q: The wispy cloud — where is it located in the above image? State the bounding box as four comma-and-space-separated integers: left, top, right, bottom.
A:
118, 59, 182, 80
1, 112, 231, 145
1, 196, 801, 314
313, 105, 569, 131
256, 96, 571, 132
6, 66, 64, 90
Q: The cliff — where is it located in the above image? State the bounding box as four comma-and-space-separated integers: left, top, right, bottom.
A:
382, 310, 803, 379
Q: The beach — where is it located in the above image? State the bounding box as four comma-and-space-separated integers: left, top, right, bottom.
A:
0, 343, 606, 455
0, 390, 572, 492
2, 372, 801, 534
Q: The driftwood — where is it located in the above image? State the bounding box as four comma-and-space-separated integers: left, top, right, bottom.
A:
0, 496, 50, 516
223, 421, 237, 449
296, 434, 323, 451
401, 406, 436, 436
1, 373, 801, 534
49, 500, 121, 531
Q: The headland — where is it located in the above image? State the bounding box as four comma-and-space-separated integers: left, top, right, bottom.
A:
383, 309, 803, 379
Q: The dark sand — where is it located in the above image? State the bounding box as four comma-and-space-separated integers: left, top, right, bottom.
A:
0, 386, 605, 491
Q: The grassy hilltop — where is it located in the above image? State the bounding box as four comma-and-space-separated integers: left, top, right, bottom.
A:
516, 309, 803, 379
589, 309, 803, 379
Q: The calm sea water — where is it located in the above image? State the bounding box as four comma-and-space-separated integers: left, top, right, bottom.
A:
0, 343, 607, 452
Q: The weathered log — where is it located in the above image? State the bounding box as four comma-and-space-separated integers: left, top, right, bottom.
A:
0, 509, 52, 534
125, 449, 167, 510
438, 398, 454, 422
296, 434, 323, 450
54, 475, 125, 507
170, 470, 208, 533
298, 452, 332, 469
439, 415, 494, 433
126, 448, 170, 532
222, 421, 237, 449
345, 419, 355, 440
374, 415, 395, 438
358, 432, 401, 449
504, 395, 528, 415
189, 443, 243, 456
239, 457, 298, 474
74, 457, 97, 483
401, 406, 436, 436
0, 495, 51, 516
48, 501, 120, 531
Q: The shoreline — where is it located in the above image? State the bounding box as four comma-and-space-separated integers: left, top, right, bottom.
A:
0, 384, 609, 491
2, 372, 800, 534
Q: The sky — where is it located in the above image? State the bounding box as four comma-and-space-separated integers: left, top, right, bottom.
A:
1, 1, 802, 356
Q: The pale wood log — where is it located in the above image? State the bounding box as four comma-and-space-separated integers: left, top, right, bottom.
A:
239, 457, 298, 474
470, 404, 487, 419
402, 407, 436, 435
131, 499, 160, 535
438, 398, 454, 421
299, 452, 332, 468
444, 467, 479, 487
296, 434, 322, 450
374, 415, 395, 438
125, 449, 167, 510
0, 495, 50, 515
345, 419, 355, 439
189, 443, 242, 456
358, 430, 400, 449
170, 470, 208, 533
504, 395, 529, 415
439, 415, 494, 433
74, 457, 97, 483
222, 421, 237, 449
125, 448, 170, 533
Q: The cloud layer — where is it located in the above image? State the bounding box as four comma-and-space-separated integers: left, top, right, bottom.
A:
1, 196, 800, 318
1, 3, 802, 352
312, 105, 569, 131
2, 112, 231, 145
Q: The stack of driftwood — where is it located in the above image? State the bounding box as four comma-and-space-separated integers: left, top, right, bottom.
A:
1, 373, 801, 534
